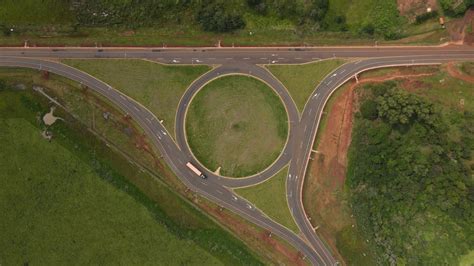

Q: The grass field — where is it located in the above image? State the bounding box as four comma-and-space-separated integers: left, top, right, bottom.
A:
267, 59, 347, 112
236, 167, 299, 233
0, 0, 74, 25
0, 85, 264, 265
415, 66, 473, 111
63, 59, 211, 138
0, 119, 222, 265
186, 75, 287, 177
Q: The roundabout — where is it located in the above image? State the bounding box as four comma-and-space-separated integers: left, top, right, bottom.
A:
185, 75, 288, 178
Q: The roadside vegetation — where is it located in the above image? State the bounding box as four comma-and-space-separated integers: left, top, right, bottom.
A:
186, 75, 287, 177
0, 0, 467, 46
267, 59, 346, 112
0, 69, 306, 265
0, 83, 262, 265
236, 167, 299, 233
348, 76, 473, 264
63, 59, 210, 138
303, 64, 474, 265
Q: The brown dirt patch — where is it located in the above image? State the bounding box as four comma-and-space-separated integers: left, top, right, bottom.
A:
121, 30, 135, 36
397, 0, 438, 21
446, 61, 474, 83
447, 7, 474, 44
303, 68, 437, 264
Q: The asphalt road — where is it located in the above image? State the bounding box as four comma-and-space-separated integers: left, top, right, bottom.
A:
1, 45, 473, 265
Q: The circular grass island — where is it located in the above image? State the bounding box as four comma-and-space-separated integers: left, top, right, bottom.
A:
186, 75, 288, 178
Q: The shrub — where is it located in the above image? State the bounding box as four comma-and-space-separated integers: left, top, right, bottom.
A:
196, 2, 245, 33
360, 99, 378, 120
439, 0, 474, 17
414, 10, 439, 24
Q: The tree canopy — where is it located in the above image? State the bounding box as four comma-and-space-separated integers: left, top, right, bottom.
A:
347, 82, 473, 265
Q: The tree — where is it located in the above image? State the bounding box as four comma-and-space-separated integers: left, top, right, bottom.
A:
196, 2, 245, 33
307, 0, 329, 22
360, 99, 378, 120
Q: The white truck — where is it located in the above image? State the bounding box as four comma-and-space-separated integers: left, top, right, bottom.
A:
186, 162, 207, 179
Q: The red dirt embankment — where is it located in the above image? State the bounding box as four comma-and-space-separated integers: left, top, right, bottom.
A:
446, 62, 474, 83
304, 68, 437, 264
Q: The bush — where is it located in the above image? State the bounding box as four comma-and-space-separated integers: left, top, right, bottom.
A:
307, 0, 329, 22
0, 80, 6, 91
360, 99, 378, 120
414, 10, 439, 24
196, 2, 245, 33
360, 23, 375, 36
439, 0, 474, 17
247, 0, 267, 14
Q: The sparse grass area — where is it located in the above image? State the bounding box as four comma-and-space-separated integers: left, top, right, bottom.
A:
0, 88, 263, 265
236, 167, 299, 233
267, 59, 347, 112
186, 75, 287, 177
63, 59, 211, 138
460, 61, 474, 76
415, 66, 474, 111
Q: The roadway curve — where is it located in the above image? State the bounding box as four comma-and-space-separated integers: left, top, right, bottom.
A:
174, 62, 299, 188
0, 56, 326, 265
1, 45, 473, 265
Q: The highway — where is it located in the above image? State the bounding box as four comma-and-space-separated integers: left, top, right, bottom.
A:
1, 45, 473, 265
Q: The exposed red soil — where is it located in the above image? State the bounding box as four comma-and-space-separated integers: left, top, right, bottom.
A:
446, 62, 474, 83
447, 7, 474, 44
397, 0, 438, 21
305, 68, 437, 265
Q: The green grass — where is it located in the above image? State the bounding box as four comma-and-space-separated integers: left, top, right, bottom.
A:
236, 167, 299, 233
460, 62, 474, 76
267, 59, 347, 112
335, 226, 376, 265
0, 87, 263, 265
415, 66, 474, 111
0, 103, 221, 265
186, 75, 287, 177
0, 24, 444, 48
460, 250, 474, 266
63, 59, 211, 138
0, 0, 74, 25
0, 0, 447, 47
0, 68, 306, 265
